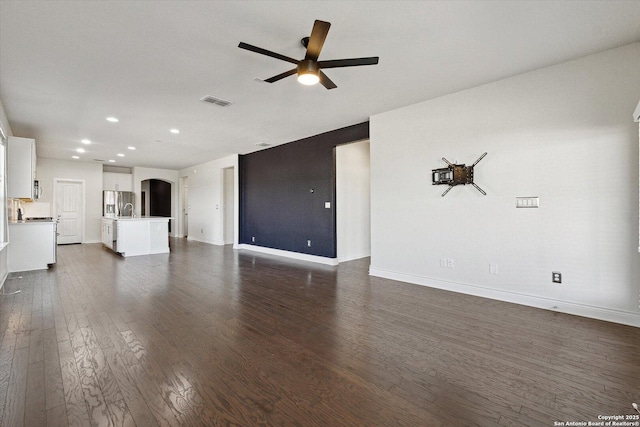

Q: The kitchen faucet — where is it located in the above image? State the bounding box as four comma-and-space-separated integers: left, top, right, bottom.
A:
123, 203, 135, 218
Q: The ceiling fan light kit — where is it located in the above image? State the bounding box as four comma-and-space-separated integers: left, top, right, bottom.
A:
297, 60, 320, 85
239, 19, 379, 90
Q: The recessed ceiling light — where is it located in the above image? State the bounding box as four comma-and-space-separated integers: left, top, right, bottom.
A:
170, 128, 180, 134
127, 146, 136, 150
108, 159, 116, 163
117, 153, 124, 157
76, 148, 85, 153
106, 117, 119, 123
81, 139, 91, 144
72, 155, 80, 159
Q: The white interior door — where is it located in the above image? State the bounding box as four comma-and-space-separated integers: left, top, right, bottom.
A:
55, 179, 83, 244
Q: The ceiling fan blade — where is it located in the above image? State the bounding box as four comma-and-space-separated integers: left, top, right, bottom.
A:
318, 70, 337, 90
238, 42, 299, 65
264, 68, 297, 83
305, 20, 331, 62
318, 57, 379, 68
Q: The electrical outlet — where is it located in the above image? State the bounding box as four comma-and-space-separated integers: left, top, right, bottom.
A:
552, 272, 562, 283
251, 236, 255, 242
307, 240, 311, 247
200, 228, 203, 233
440, 258, 455, 268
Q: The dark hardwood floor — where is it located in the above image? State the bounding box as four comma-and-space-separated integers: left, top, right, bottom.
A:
1, 238, 639, 426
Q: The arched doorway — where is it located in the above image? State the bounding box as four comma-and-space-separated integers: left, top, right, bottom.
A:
141, 179, 172, 232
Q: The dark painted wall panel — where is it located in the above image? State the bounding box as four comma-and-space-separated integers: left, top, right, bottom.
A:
240, 122, 369, 258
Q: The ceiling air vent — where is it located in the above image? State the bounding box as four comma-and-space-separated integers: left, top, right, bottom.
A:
200, 95, 233, 107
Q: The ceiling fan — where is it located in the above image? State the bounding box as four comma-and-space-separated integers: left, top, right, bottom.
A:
238, 20, 379, 90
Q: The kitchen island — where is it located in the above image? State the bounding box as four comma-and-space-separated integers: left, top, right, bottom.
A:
102, 216, 172, 257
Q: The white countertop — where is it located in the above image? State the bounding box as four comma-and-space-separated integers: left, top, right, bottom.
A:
10, 220, 56, 225
103, 216, 173, 221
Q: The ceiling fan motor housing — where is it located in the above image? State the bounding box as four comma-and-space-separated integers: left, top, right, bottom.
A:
297, 59, 319, 75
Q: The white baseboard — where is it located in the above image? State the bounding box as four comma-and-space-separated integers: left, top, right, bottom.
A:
0, 245, 7, 291
338, 251, 371, 263
0, 269, 7, 292
369, 266, 640, 328
236, 244, 339, 266
187, 236, 207, 244
187, 236, 228, 246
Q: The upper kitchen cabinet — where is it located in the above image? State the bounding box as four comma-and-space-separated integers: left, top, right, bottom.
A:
103, 172, 132, 192
7, 136, 37, 200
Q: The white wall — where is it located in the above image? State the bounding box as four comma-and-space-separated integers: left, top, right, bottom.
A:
36, 158, 103, 243
0, 99, 12, 288
370, 43, 640, 326
132, 167, 179, 236
636, 107, 640, 253
222, 167, 234, 244
179, 155, 238, 246
141, 179, 150, 216
337, 140, 371, 262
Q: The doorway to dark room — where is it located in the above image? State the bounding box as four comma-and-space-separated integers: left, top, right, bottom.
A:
142, 178, 172, 232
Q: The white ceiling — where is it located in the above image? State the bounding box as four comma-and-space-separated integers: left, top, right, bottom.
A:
2, 1, 640, 170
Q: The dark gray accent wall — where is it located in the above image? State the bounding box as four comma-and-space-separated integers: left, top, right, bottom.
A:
240, 122, 369, 258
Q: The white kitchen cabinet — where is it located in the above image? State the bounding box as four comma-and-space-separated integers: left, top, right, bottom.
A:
102, 218, 114, 249
7, 136, 36, 199
8, 222, 56, 272
103, 172, 132, 191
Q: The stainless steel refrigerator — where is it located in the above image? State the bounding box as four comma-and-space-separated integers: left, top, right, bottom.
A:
103, 191, 135, 217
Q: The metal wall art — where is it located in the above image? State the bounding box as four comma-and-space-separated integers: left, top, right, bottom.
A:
432, 152, 487, 197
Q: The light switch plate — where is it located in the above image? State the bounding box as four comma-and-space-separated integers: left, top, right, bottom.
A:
325, 202, 331, 209
516, 197, 539, 208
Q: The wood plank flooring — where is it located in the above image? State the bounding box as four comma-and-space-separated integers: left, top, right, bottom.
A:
1, 238, 639, 426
